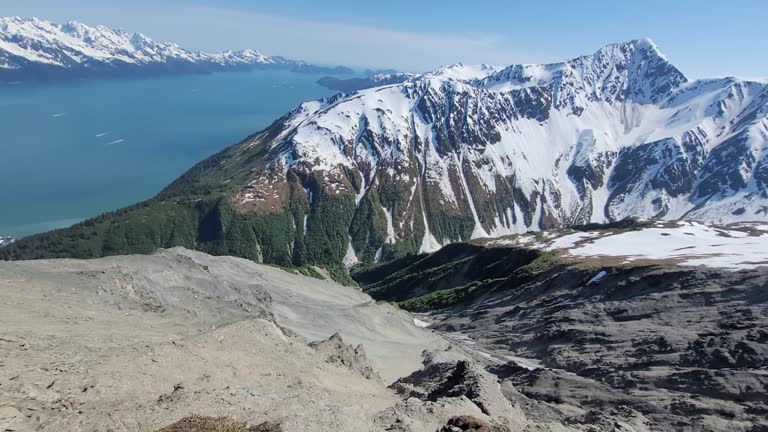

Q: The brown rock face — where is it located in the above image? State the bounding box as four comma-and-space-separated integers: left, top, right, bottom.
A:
157, 416, 283, 432
439, 416, 511, 432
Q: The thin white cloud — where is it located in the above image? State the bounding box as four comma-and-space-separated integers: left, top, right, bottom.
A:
172, 5, 538, 70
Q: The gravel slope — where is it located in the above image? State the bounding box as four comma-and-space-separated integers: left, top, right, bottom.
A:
3, 247, 727, 431
0, 248, 503, 432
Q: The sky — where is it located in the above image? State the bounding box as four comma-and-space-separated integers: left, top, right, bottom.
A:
2, 0, 767, 78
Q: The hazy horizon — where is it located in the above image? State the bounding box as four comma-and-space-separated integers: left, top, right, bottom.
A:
3, 0, 767, 78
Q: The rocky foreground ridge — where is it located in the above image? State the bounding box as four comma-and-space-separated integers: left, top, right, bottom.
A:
1, 221, 767, 431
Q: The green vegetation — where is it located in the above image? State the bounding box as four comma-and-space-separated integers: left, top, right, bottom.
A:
398, 282, 480, 312
0, 189, 363, 285
349, 192, 388, 263
350, 253, 427, 282
302, 191, 356, 266
425, 206, 474, 245
352, 242, 563, 311
0, 199, 203, 260
516, 251, 560, 274
0, 124, 369, 285
266, 263, 324, 280
571, 217, 652, 232
324, 264, 357, 286
380, 232, 423, 262
2, 115, 602, 289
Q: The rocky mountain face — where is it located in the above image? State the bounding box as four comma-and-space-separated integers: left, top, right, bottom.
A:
352, 221, 768, 431
0, 17, 352, 82
3, 39, 767, 277
183, 39, 768, 264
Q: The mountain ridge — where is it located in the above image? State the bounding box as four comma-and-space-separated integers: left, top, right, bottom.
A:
2, 38, 767, 279
0, 16, 353, 82
240, 39, 766, 253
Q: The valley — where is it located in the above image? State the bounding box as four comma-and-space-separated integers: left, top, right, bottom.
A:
353, 221, 768, 431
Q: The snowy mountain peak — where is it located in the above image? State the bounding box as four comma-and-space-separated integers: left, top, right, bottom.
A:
61, 20, 88, 35
633, 37, 664, 56
427, 62, 502, 80
477, 38, 686, 106
316, 40, 681, 100
597, 37, 662, 57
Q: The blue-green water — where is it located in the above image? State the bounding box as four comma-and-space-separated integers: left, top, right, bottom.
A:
0, 70, 335, 238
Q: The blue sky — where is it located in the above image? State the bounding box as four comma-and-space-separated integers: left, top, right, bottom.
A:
4, 0, 767, 78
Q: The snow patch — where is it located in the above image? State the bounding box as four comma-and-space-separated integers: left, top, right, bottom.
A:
418, 207, 442, 253
489, 222, 768, 271
503, 355, 544, 371
567, 222, 768, 270
587, 270, 608, 285
342, 237, 359, 268
382, 205, 396, 244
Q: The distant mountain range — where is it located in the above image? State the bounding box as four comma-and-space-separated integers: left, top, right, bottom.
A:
316, 65, 503, 92
3, 38, 767, 282
0, 17, 353, 82
317, 72, 416, 92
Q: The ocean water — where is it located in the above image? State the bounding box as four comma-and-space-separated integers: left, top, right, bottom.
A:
0, 70, 336, 238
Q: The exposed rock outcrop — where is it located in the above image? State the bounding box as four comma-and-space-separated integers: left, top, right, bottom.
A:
309, 333, 379, 380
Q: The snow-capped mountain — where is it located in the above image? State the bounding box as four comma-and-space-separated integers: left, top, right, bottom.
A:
4, 38, 767, 272
0, 17, 352, 81
213, 38, 768, 263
